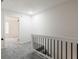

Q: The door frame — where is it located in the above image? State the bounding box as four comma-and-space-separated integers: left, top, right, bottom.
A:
4, 16, 20, 41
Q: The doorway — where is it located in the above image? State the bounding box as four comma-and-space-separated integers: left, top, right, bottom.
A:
5, 16, 19, 47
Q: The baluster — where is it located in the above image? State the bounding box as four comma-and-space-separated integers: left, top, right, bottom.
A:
41, 37, 42, 52
71, 43, 73, 59
36, 36, 38, 49
50, 39, 52, 57
39, 38, 41, 48
35, 37, 36, 49
77, 43, 78, 59
33, 36, 35, 49
49, 39, 50, 56
57, 40, 59, 59
61, 41, 63, 59
66, 42, 67, 59
37, 36, 39, 49
43, 37, 45, 54
48, 38, 49, 56
45, 38, 46, 55
54, 40, 55, 59
38, 36, 39, 49
42, 37, 43, 53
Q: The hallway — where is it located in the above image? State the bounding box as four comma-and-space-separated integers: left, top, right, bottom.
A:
1, 0, 77, 59
1, 38, 44, 59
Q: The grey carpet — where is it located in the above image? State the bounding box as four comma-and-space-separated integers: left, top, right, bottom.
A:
1, 41, 45, 59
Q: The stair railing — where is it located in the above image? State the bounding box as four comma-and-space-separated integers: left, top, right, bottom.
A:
32, 34, 78, 59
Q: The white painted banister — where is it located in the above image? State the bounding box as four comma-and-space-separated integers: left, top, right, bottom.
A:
32, 34, 78, 59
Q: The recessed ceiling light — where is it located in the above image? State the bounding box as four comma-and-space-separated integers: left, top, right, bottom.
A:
28, 11, 33, 15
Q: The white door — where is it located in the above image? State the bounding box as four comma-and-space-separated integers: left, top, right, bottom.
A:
5, 16, 19, 39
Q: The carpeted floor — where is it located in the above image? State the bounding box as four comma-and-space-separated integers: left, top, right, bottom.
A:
1, 38, 45, 59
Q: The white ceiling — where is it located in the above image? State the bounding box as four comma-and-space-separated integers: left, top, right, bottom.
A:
2, 0, 70, 15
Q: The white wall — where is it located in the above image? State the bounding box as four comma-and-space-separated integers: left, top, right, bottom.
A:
32, 0, 77, 40
19, 15, 32, 43
1, 0, 77, 43
1, 9, 32, 43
